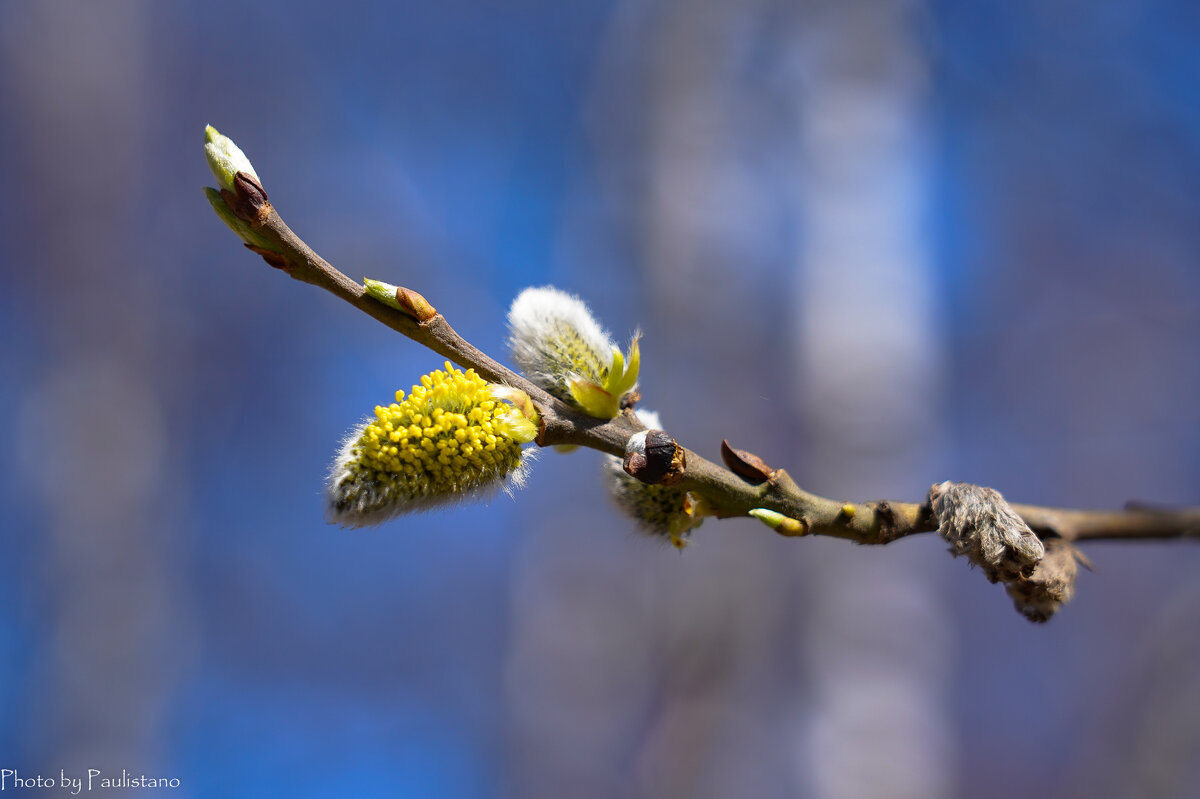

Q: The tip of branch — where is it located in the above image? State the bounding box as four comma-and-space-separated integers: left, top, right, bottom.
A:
204, 124, 260, 194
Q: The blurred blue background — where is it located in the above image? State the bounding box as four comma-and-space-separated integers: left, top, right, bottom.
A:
2, 1, 1200, 797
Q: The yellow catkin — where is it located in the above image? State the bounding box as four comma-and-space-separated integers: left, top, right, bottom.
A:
328, 363, 532, 526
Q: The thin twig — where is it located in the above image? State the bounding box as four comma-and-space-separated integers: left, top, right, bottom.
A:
215, 175, 1200, 547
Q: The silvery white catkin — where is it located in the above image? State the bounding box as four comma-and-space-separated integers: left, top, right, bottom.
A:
507, 286, 616, 403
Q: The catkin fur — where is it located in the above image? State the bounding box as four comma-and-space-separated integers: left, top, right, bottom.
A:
1005, 538, 1080, 623
508, 286, 615, 402
929, 481, 1045, 583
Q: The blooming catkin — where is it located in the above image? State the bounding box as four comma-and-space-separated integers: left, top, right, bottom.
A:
326, 363, 536, 527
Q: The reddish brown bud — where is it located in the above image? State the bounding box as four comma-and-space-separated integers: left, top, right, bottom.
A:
220, 171, 271, 226
720, 439, 774, 485
244, 243, 289, 271
623, 430, 686, 485
395, 286, 437, 322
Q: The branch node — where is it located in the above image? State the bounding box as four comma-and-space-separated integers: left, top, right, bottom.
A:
873, 501, 900, 544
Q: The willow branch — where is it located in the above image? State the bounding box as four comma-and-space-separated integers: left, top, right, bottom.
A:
213, 170, 1200, 549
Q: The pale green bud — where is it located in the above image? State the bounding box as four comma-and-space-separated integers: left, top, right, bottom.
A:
204, 124, 259, 193
748, 508, 808, 536
203, 186, 274, 249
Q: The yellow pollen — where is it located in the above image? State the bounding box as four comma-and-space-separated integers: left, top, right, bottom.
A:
330, 362, 529, 520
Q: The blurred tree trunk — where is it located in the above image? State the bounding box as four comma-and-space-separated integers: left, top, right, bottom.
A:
2, 0, 181, 777
506, 0, 954, 797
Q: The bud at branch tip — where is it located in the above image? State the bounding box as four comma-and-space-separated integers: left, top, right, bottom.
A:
204, 124, 259, 194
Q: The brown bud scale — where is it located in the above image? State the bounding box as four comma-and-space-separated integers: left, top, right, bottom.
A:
244, 243, 289, 271
720, 439, 774, 485
223, 171, 271, 226
395, 286, 437, 322
624, 431, 686, 485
